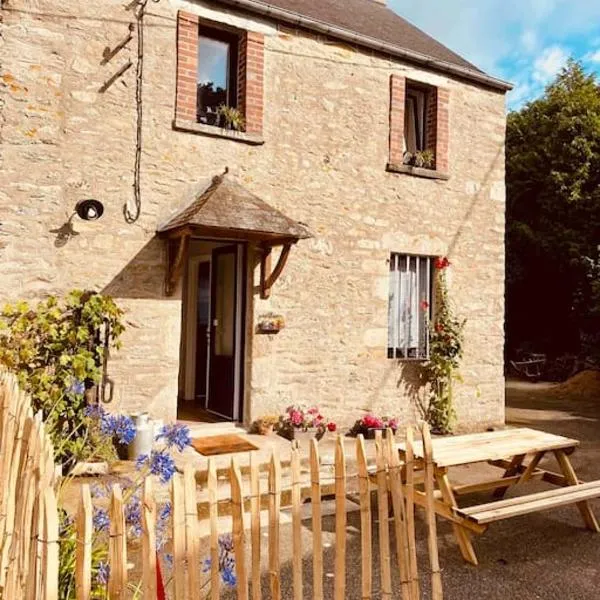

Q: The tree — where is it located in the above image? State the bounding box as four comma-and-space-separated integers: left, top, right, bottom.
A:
506, 60, 600, 360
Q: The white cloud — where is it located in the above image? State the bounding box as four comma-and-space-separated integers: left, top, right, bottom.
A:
532, 46, 569, 83
520, 30, 538, 53
585, 49, 600, 63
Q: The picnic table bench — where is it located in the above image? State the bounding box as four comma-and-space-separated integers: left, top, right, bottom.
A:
397, 427, 600, 565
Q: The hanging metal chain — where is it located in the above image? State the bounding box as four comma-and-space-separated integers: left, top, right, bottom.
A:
124, 0, 160, 223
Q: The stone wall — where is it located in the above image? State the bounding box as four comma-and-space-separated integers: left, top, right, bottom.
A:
0, 0, 507, 429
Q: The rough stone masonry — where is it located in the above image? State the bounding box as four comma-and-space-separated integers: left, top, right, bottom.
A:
0, 0, 507, 429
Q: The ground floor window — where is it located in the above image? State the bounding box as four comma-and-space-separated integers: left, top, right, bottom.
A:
388, 253, 433, 359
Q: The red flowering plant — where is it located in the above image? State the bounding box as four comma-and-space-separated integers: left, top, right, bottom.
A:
280, 405, 336, 440
421, 256, 465, 434
348, 414, 399, 438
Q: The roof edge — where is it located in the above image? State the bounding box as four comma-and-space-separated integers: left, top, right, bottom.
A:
215, 0, 513, 92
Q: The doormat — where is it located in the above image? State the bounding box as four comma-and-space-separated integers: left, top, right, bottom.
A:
191, 434, 259, 456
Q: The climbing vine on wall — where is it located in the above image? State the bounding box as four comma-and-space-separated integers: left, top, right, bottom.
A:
422, 257, 466, 434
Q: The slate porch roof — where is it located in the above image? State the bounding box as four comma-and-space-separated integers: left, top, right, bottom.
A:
157, 173, 312, 243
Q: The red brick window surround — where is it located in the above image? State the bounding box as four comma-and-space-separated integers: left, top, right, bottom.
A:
175, 11, 264, 137
388, 74, 449, 177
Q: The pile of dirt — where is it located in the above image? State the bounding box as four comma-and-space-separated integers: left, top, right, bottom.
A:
548, 369, 600, 400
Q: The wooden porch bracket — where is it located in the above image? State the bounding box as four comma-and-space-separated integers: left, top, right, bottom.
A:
260, 243, 293, 299
165, 233, 190, 296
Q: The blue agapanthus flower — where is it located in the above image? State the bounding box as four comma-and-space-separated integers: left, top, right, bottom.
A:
92, 507, 110, 532
96, 561, 110, 585
101, 414, 136, 445
136, 450, 176, 483
69, 379, 86, 396
202, 534, 237, 587
156, 423, 192, 452
158, 501, 172, 522
84, 404, 106, 419
125, 496, 142, 538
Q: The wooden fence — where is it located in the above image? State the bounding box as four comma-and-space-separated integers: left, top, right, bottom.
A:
0, 370, 58, 600
0, 370, 442, 600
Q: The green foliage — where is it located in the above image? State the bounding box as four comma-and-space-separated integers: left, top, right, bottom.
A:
403, 149, 435, 169
422, 265, 465, 434
0, 290, 125, 467
506, 60, 600, 358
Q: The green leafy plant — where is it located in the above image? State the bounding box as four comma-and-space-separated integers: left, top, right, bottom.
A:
217, 104, 245, 131
422, 258, 465, 434
0, 290, 125, 468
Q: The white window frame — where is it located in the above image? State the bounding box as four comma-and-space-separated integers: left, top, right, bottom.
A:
388, 253, 434, 360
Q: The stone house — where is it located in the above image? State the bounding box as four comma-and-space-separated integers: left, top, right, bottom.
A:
0, 0, 511, 429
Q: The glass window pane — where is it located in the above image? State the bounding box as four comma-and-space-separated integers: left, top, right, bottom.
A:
197, 35, 230, 124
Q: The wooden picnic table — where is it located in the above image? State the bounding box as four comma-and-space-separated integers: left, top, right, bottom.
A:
397, 427, 600, 565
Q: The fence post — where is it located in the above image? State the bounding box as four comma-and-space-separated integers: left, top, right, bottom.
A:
356, 435, 372, 600
208, 458, 220, 600
231, 457, 248, 600
142, 477, 157, 600
375, 431, 392, 599
421, 423, 443, 600
41, 486, 59, 600
184, 465, 200, 599
108, 485, 128, 600
309, 439, 323, 600
291, 443, 303, 600
249, 452, 261, 600
75, 484, 93, 600
386, 432, 412, 600
171, 474, 186, 599
268, 450, 281, 600
334, 435, 346, 600
405, 426, 420, 599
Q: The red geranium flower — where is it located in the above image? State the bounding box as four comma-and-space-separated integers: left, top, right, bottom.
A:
435, 256, 451, 270
435, 323, 444, 333
327, 422, 337, 432
420, 300, 429, 311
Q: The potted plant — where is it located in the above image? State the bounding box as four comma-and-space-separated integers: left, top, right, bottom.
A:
253, 414, 280, 436
217, 104, 245, 131
348, 414, 399, 439
279, 405, 336, 444
403, 149, 435, 169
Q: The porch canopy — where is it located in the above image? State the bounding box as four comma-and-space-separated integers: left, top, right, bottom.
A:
157, 171, 312, 297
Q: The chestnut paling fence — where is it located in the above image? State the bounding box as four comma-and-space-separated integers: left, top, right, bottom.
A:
0, 370, 443, 600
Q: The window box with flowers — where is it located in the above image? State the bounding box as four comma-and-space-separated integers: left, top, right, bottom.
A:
348, 414, 399, 439
278, 405, 337, 444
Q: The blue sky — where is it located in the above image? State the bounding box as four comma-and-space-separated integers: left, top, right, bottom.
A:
389, 0, 600, 110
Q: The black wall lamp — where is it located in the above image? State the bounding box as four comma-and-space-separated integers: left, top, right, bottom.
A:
51, 199, 105, 247
75, 199, 104, 221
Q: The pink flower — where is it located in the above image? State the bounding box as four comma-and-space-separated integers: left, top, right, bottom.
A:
307, 406, 319, 415
387, 418, 399, 431
290, 410, 303, 427
420, 300, 429, 311
363, 414, 384, 429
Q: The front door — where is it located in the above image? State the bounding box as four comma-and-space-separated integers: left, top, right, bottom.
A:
205, 244, 243, 419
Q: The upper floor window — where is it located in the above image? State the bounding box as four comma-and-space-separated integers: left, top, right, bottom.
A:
175, 12, 264, 138
388, 254, 434, 360
197, 26, 238, 127
404, 82, 435, 169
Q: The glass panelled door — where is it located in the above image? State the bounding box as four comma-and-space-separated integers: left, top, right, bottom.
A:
206, 244, 241, 419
